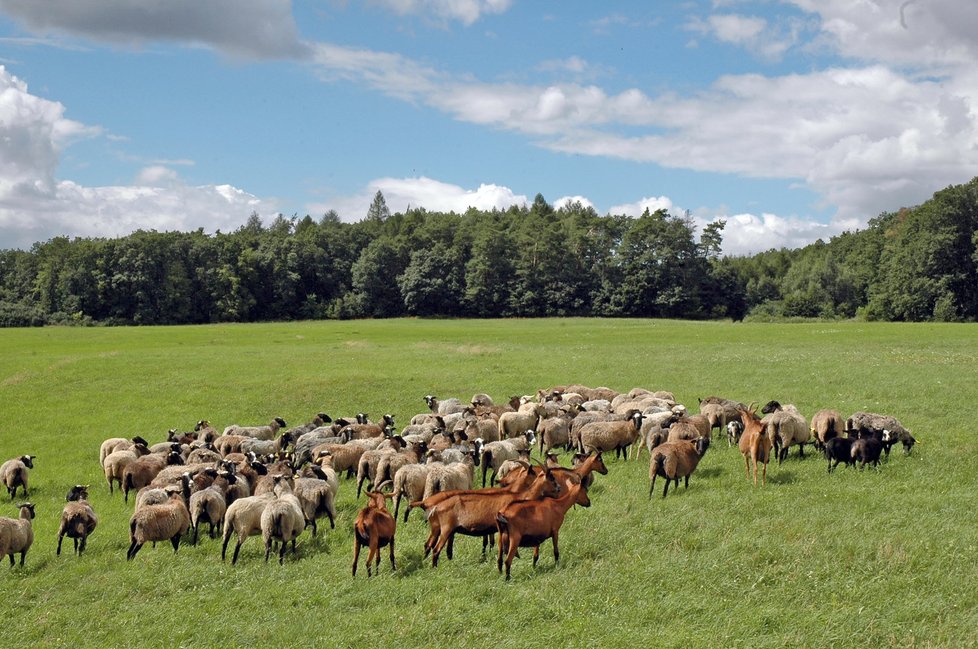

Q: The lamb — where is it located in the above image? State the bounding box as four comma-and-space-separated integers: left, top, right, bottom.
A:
292, 464, 338, 535
0, 502, 35, 566
810, 409, 846, 451
498, 402, 547, 440
457, 413, 499, 444
698, 402, 728, 441
103, 442, 152, 494
476, 430, 536, 486
579, 410, 644, 460
1, 455, 35, 499
126, 487, 191, 560
726, 420, 744, 446
57, 486, 98, 556
221, 489, 277, 564
223, 417, 288, 441
352, 491, 396, 576
737, 406, 772, 487
846, 411, 916, 456
850, 429, 885, 469
760, 401, 810, 463
261, 475, 305, 564
824, 436, 854, 473
649, 437, 710, 499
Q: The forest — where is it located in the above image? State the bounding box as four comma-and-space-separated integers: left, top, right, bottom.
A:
1, 177, 976, 326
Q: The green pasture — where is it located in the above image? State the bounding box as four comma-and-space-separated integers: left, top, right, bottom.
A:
0, 319, 975, 648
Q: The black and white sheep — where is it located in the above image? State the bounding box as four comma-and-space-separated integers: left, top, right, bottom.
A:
1, 455, 34, 500
846, 411, 916, 456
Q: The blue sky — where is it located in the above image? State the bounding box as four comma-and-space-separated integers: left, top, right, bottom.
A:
1, 1, 976, 254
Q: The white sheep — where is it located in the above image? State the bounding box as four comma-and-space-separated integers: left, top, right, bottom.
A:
293, 464, 338, 535
221, 490, 276, 564
475, 430, 536, 486
579, 410, 644, 460
0, 502, 35, 566
223, 417, 288, 441
386, 463, 432, 523
421, 453, 475, 501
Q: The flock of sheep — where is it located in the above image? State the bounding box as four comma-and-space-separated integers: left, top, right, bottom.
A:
0, 383, 916, 576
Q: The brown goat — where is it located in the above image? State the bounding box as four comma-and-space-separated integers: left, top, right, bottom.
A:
737, 406, 772, 487
495, 481, 591, 580
352, 491, 396, 577
418, 469, 560, 567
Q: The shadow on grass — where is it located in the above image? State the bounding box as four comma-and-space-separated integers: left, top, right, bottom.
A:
767, 470, 797, 485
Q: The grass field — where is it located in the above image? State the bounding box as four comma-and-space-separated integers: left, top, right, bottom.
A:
0, 318, 976, 648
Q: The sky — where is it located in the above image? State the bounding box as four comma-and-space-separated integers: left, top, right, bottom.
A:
0, 1, 976, 255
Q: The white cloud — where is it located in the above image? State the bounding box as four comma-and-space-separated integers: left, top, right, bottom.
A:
370, 0, 512, 25
309, 176, 527, 220
554, 195, 595, 211
0, 67, 276, 249
696, 212, 842, 256
0, 0, 309, 59
685, 12, 799, 59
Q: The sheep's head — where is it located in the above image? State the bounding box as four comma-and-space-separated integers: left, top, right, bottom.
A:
523, 430, 537, 445
274, 417, 287, 428
17, 502, 35, 519
20, 455, 34, 469
194, 420, 210, 431
761, 400, 782, 415
132, 436, 149, 447
423, 395, 436, 408
695, 437, 710, 456
66, 485, 89, 502
316, 412, 331, 423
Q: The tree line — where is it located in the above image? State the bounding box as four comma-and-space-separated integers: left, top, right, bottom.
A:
1, 178, 977, 327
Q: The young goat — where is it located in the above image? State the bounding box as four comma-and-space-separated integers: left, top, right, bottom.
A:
352, 491, 396, 577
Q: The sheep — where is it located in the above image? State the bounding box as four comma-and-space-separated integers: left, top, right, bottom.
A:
760, 401, 811, 463
355, 440, 405, 498
123, 451, 184, 503
649, 437, 710, 499
737, 406, 772, 487
726, 420, 744, 446
495, 480, 591, 580
422, 453, 476, 501
240, 430, 296, 458
846, 411, 916, 456
0, 502, 35, 566
189, 471, 237, 544
57, 486, 98, 556
457, 413, 499, 444
373, 441, 428, 493
186, 444, 222, 465
579, 410, 644, 460
850, 429, 885, 469
293, 464, 338, 535
287, 412, 332, 437
1, 455, 34, 499
424, 394, 466, 416
260, 475, 305, 564
292, 421, 354, 467
494, 450, 532, 485
344, 415, 395, 441
103, 442, 152, 494
221, 489, 277, 564
699, 396, 747, 442
633, 410, 680, 460
194, 420, 220, 443
214, 434, 250, 456
475, 431, 536, 486
824, 436, 854, 473
386, 463, 432, 523
353, 491, 396, 576
667, 416, 710, 443
811, 409, 846, 451
99, 435, 148, 465
223, 417, 288, 441
498, 402, 547, 440
126, 487, 191, 560
538, 413, 574, 455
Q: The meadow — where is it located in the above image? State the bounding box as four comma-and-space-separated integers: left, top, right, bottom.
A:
0, 318, 976, 648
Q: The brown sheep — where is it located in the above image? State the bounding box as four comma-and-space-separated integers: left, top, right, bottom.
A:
811, 409, 846, 451
649, 438, 710, 499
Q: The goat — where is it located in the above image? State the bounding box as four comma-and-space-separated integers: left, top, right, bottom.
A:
352, 491, 396, 576
737, 406, 772, 487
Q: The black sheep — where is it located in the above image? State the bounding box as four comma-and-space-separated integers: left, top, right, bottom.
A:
823, 437, 854, 473
850, 429, 884, 469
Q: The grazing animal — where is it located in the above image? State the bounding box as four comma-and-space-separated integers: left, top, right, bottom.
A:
352, 491, 396, 577
649, 437, 710, 499
1, 455, 35, 500
126, 488, 191, 560
58, 486, 98, 556
823, 437, 854, 473
811, 409, 846, 451
0, 502, 35, 566
261, 476, 305, 564
495, 481, 591, 580
737, 406, 772, 487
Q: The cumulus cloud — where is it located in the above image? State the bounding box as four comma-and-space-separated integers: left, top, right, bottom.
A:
685, 13, 797, 59
695, 212, 843, 257
370, 0, 512, 25
0, 0, 309, 59
0, 67, 276, 249
608, 196, 674, 217
309, 176, 527, 220
554, 195, 595, 211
